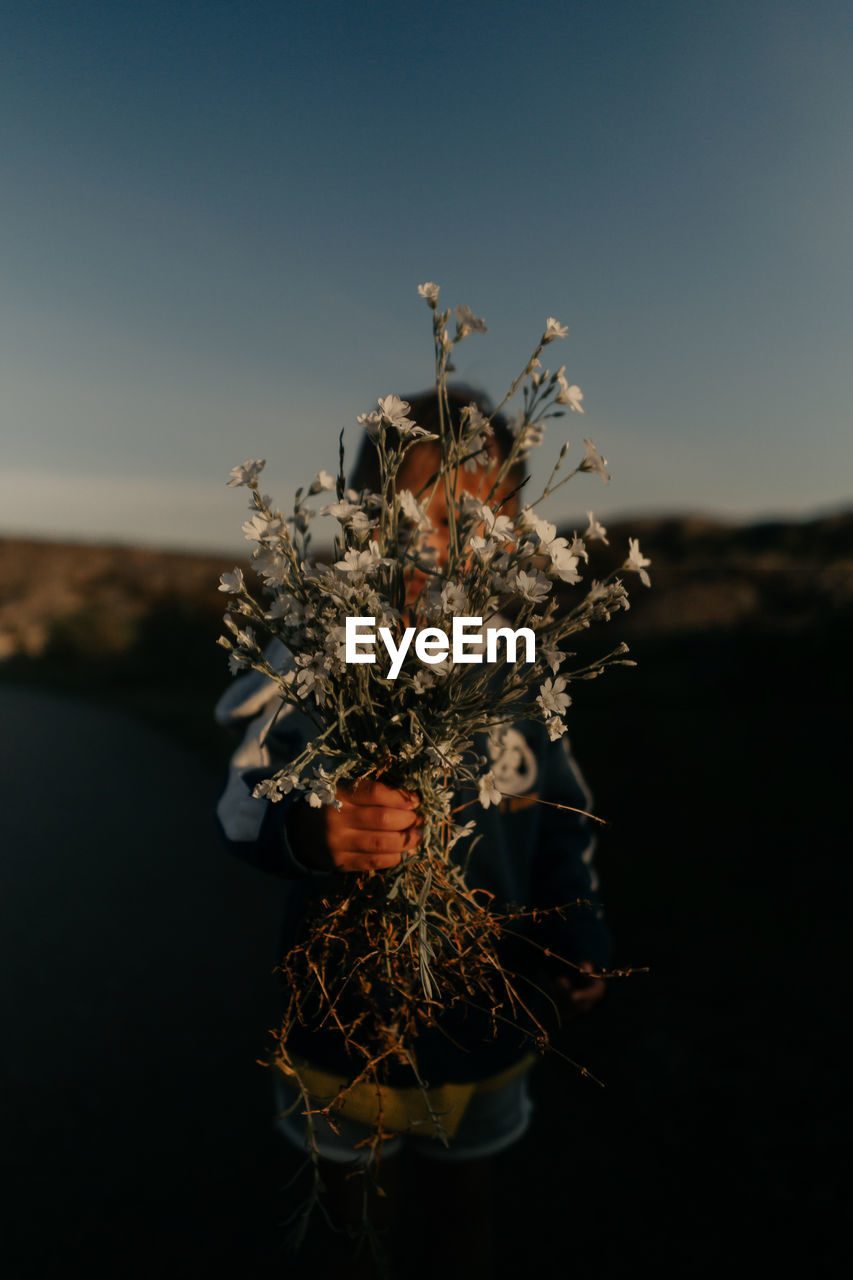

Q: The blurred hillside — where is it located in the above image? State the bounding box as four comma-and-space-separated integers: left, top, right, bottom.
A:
0, 539, 227, 662
0, 538, 230, 757
1, 510, 851, 755
574, 509, 853, 636
4, 510, 852, 651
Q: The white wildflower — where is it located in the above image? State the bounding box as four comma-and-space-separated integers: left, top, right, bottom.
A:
584, 512, 609, 544
348, 510, 377, 535
295, 666, 317, 697
517, 420, 546, 455
625, 537, 652, 587
486, 512, 515, 542
412, 669, 435, 694
546, 539, 582, 584
441, 582, 469, 614
218, 568, 245, 594
252, 777, 279, 800
455, 304, 488, 337
427, 740, 463, 768
447, 819, 477, 852
417, 281, 440, 304
325, 625, 350, 663
587, 580, 612, 603
253, 546, 290, 587
555, 368, 584, 413
586, 579, 631, 618
252, 776, 298, 802
467, 499, 515, 543
279, 772, 299, 794
356, 408, 383, 440
397, 489, 426, 524
309, 469, 336, 495
305, 768, 339, 809
546, 717, 567, 742
463, 449, 490, 474
227, 459, 266, 488
580, 438, 611, 484
378, 395, 415, 430
514, 569, 552, 604
334, 544, 392, 575
462, 402, 491, 438
543, 317, 569, 342
468, 534, 499, 558
266, 593, 299, 621
321, 499, 361, 522
477, 772, 502, 809
362, 396, 437, 442
566, 532, 589, 563
295, 660, 330, 705
537, 676, 572, 717
243, 511, 284, 542
520, 509, 557, 545
518, 511, 582, 583
541, 644, 565, 674
290, 504, 315, 534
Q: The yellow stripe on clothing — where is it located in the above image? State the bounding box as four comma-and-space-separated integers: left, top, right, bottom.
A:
275, 1051, 538, 1139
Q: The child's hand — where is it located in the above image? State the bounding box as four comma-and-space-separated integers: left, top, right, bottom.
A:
549, 962, 606, 1021
287, 780, 422, 872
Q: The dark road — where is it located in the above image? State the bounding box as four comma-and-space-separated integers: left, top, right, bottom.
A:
0, 687, 289, 1274
1, 679, 844, 1277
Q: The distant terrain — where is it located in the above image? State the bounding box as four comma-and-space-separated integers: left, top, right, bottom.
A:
3, 509, 851, 655
1, 509, 851, 754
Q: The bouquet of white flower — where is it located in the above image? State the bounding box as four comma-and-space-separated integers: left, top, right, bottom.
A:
218, 282, 650, 1240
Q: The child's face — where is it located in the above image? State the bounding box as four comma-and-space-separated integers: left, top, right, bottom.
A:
396, 442, 518, 603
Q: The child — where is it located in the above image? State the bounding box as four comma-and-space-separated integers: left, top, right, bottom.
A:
215, 389, 610, 1275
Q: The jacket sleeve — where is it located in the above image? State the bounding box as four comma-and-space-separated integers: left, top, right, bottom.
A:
529, 732, 612, 970
213, 657, 333, 881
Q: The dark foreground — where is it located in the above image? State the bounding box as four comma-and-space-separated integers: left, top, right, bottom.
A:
1, 615, 846, 1277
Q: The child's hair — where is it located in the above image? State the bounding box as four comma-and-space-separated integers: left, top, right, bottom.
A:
348, 386, 526, 496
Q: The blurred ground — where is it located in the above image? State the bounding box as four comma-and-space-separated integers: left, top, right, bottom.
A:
1, 517, 849, 1276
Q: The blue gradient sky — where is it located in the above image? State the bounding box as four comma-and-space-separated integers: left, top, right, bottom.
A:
2, 0, 851, 553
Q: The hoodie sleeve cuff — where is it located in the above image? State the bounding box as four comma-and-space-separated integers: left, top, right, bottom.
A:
216, 767, 334, 881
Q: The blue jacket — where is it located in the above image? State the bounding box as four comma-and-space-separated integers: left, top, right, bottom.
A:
214, 651, 611, 1086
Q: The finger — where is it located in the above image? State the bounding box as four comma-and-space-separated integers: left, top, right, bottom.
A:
334, 850, 404, 872
330, 828, 416, 858
333, 823, 421, 869
346, 781, 419, 809
344, 805, 422, 832
402, 824, 422, 852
